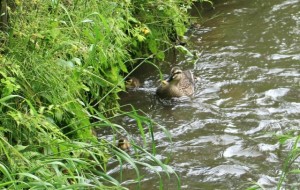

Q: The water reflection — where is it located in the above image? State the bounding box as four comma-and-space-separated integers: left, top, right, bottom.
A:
113, 0, 300, 189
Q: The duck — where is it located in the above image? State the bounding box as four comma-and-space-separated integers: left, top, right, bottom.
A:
156, 67, 195, 99
117, 137, 131, 151
125, 77, 140, 89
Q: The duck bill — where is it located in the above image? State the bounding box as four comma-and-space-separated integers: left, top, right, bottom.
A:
166, 75, 173, 82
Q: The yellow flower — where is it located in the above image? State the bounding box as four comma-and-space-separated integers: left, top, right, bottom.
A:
15, 0, 21, 6
141, 27, 150, 35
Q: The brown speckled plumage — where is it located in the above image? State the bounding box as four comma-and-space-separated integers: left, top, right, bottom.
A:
125, 77, 140, 89
117, 138, 130, 151
156, 67, 195, 99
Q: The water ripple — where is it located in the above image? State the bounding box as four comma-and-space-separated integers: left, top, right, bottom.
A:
223, 144, 262, 158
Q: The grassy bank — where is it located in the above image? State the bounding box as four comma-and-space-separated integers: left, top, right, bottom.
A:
0, 0, 209, 189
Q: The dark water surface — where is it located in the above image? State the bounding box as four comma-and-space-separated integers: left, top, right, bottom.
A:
108, 0, 300, 189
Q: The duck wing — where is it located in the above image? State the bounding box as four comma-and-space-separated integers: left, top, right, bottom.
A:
183, 70, 195, 84
178, 70, 195, 96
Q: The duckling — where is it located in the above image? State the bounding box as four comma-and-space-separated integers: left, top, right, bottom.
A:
117, 137, 131, 151
156, 67, 195, 99
125, 77, 140, 89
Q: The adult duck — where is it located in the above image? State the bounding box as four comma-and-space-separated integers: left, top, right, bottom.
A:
156, 67, 195, 99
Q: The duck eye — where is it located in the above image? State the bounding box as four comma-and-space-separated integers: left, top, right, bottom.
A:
173, 71, 181, 76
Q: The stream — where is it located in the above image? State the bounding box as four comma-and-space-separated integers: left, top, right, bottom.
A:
107, 0, 300, 189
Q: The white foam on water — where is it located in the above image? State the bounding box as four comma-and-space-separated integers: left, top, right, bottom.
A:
265, 88, 290, 100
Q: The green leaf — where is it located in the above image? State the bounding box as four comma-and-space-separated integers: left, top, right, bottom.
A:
290, 169, 300, 174
156, 51, 165, 60
118, 60, 128, 73
148, 39, 157, 54
15, 145, 28, 151
137, 34, 146, 42
175, 45, 193, 57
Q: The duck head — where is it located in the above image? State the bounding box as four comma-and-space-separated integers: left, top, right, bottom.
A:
168, 67, 183, 83
125, 77, 140, 89
117, 138, 131, 151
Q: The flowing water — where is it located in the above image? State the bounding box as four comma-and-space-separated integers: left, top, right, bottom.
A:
107, 0, 300, 189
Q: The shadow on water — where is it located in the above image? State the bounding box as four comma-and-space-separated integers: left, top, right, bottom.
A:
105, 0, 300, 189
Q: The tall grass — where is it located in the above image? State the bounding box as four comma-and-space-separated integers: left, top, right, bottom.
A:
246, 134, 300, 190
276, 135, 300, 189
0, 0, 208, 189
